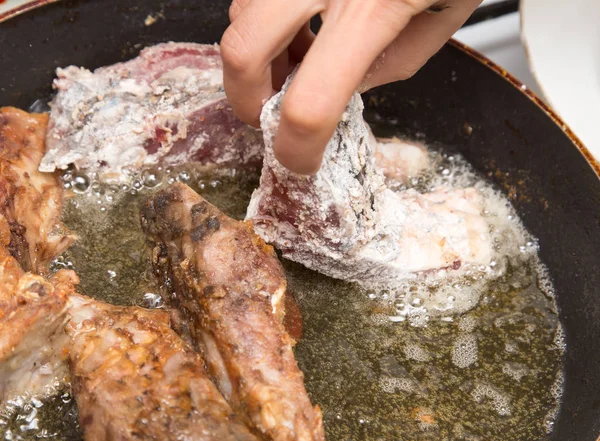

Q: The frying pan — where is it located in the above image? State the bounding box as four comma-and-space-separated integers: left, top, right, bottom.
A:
0, 1, 599, 440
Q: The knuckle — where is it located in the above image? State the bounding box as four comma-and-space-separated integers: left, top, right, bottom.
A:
228, 0, 246, 21
220, 26, 252, 74
395, 0, 431, 14
281, 98, 332, 136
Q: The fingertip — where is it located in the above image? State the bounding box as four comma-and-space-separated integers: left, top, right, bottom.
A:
273, 123, 327, 175
272, 90, 341, 174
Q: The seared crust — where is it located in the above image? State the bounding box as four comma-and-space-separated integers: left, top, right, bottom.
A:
0, 107, 75, 273
0, 247, 70, 401
142, 183, 325, 441
66, 296, 258, 441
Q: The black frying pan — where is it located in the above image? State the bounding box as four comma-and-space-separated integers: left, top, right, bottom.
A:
1, 1, 599, 440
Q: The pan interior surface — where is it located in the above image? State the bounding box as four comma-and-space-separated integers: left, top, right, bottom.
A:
1, 1, 599, 441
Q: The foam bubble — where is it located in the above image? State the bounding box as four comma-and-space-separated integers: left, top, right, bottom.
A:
543, 370, 565, 433
502, 362, 530, 382
379, 376, 417, 394
552, 324, 566, 351
471, 383, 512, 416
550, 371, 565, 400
404, 343, 431, 362
458, 315, 477, 332
452, 333, 478, 369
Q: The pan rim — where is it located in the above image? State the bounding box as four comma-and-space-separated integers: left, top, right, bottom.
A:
1, 0, 597, 181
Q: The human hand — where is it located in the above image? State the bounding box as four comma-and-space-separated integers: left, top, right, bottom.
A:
221, 0, 482, 174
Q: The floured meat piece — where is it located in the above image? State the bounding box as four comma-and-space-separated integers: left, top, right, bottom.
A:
366, 124, 430, 184
66, 293, 258, 441
41, 42, 263, 180
373, 139, 430, 184
0, 107, 75, 273
0, 248, 70, 402
246, 77, 492, 283
142, 183, 325, 441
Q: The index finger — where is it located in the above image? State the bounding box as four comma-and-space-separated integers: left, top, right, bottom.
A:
220, 0, 324, 126
274, 0, 435, 174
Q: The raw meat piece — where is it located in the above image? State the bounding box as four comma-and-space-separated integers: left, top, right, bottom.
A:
0, 107, 75, 273
66, 292, 258, 441
246, 76, 492, 283
41, 41, 425, 186
0, 248, 70, 402
142, 183, 325, 441
41, 42, 263, 180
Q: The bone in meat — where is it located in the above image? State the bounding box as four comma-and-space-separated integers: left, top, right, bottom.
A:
0, 250, 70, 403
246, 75, 492, 283
41, 42, 263, 180
65, 288, 258, 441
0, 107, 75, 273
142, 183, 325, 441
0, 107, 76, 403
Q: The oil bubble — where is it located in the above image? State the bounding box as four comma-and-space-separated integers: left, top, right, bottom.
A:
178, 171, 191, 182
71, 172, 90, 194
142, 169, 163, 188
91, 183, 105, 197
452, 333, 478, 368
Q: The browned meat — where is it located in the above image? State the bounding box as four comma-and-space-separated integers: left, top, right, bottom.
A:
246, 75, 492, 283
41, 43, 263, 180
0, 247, 70, 402
0, 106, 259, 441
0, 107, 75, 273
142, 183, 325, 441
66, 292, 258, 441
0, 107, 76, 403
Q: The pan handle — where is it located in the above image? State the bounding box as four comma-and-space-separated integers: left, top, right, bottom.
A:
310, 0, 519, 32
462, 0, 520, 27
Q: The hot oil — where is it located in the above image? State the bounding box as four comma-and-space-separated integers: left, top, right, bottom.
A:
1, 391, 80, 441
56, 165, 260, 306
1, 166, 260, 441
4, 147, 564, 440
286, 151, 564, 440
287, 259, 563, 440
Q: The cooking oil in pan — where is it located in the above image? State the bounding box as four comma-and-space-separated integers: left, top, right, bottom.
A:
1, 150, 564, 441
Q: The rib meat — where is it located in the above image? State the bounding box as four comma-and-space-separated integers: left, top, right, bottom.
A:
0, 107, 75, 403
142, 183, 325, 441
41, 43, 263, 180
0, 107, 75, 273
246, 76, 492, 282
0, 249, 70, 402
66, 291, 258, 441
1, 106, 260, 440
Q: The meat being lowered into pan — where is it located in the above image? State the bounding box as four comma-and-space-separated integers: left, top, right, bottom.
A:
246, 75, 492, 283
142, 183, 325, 441
40, 43, 264, 180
